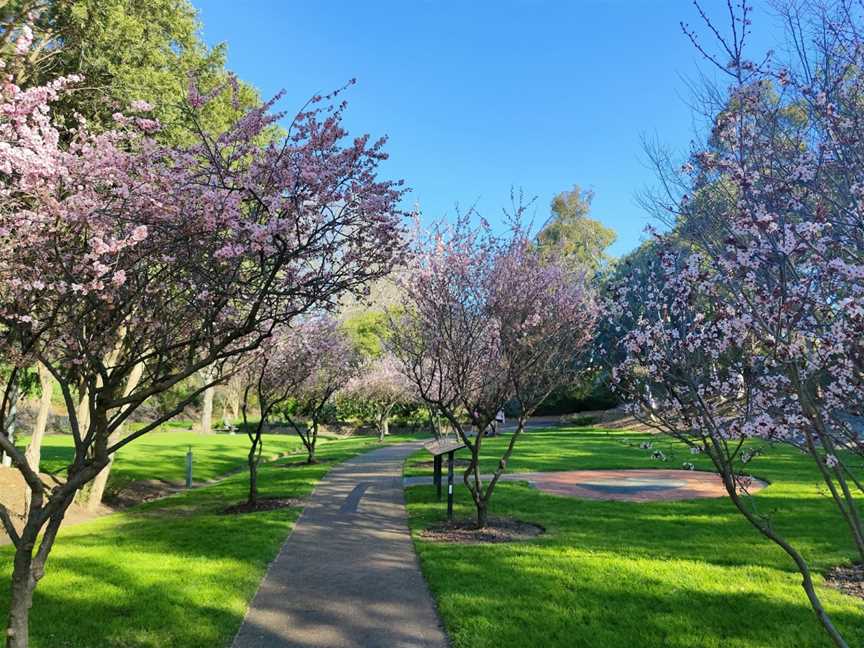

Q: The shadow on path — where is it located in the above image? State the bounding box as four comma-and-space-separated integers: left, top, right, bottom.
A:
232, 442, 449, 648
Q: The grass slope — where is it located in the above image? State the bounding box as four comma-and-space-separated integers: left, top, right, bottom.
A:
0, 433, 418, 648
405, 426, 864, 648
19, 430, 305, 493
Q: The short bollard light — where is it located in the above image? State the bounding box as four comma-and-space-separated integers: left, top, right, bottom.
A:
185, 445, 193, 488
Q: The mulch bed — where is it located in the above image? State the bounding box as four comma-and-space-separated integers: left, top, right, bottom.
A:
420, 517, 544, 544
825, 564, 864, 599
223, 497, 305, 515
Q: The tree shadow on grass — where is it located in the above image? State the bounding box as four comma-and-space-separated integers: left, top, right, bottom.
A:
0, 508, 294, 648
407, 480, 862, 575
420, 561, 864, 648
0, 439, 395, 647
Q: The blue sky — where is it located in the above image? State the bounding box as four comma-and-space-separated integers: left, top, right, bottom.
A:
194, 1, 780, 257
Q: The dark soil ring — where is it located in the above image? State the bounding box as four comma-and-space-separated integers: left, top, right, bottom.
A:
223, 497, 305, 515
420, 517, 544, 544
825, 564, 864, 600
277, 460, 328, 468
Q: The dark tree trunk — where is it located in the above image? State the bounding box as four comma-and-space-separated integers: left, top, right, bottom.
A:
5, 490, 74, 648
463, 444, 488, 529
6, 545, 35, 648
710, 447, 849, 648
247, 433, 262, 506
475, 500, 488, 528
306, 421, 318, 464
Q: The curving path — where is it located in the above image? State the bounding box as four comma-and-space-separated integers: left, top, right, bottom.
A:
232, 442, 448, 648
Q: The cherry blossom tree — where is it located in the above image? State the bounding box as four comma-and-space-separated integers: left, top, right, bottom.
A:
613, 3, 864, 646
391, 209, 598, 527
0, 60, 405, 645
237, 329, 311, 507
280, 317, 359, 464
682, 0, 864, 562
609, 247, 853, 646
340, 353, 415, 440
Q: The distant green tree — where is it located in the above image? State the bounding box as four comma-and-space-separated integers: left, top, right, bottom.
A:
0, 0, 262, 144
536, 186, 617, 274
339, 276, 404, 359
341, 310, 389, 359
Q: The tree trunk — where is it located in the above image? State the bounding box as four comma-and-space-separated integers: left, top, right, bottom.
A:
23, 365, 53, 515
6, 488, 76, 648
228, 385, 241, 423
6, 546, 35, 648
200, 385, 215, 435
83, 364, 145, 511
247, 431, 262, 507
476, 500, 488, 528
24, 364, 52, 471
76, 393, 90, 441
709, 445, 849, 648
378, 410, 390, 442
248, 457, 258, 506
306, 421, 318, 464
83, 438, 118, 512
428, 407, 441, 439
1, 381, 19, 468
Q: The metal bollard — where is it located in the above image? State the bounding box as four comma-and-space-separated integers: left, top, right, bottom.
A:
447, 450, 454, 520
185, 445, 193, 488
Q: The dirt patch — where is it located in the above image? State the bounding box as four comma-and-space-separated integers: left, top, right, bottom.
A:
825, 564, 864, 599
566, 408, 656, 432
223, 497, 306, 515
277, 459, 328, 468
412, 458, 472, 470
104, 479, 185, 507
0, 466, 112, 546
420, 517, 544, 544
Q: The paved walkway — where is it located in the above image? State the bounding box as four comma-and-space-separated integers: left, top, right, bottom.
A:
232, 442, 448, 648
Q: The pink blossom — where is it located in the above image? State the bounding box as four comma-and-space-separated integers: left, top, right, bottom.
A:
130, 225, 148, 242
129, 99, 153, 112
15, 25, 32, 55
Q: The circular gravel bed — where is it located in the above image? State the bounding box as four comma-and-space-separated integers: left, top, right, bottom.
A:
518, 469, 767, 502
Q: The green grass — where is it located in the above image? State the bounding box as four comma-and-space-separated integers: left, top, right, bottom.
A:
19, 429, 306, 493
0, 433, 420, 648
405, 426, 864, 648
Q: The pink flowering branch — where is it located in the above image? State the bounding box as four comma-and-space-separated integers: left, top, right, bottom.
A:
391, 205, 598, 527
613, 4, 864, 646
0, 65, 406, 646
274, 316, 359, 463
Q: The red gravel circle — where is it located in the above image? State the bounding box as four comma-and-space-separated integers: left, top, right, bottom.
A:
514, 469, 766, 502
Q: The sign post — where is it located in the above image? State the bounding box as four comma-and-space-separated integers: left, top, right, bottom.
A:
422, 437, 466, 520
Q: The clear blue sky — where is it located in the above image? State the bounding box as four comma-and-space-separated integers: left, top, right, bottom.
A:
194, 1, 781, 257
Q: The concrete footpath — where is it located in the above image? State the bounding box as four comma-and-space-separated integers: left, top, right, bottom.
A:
232, 442, 449, 648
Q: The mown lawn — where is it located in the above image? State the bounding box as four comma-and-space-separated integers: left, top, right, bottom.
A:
405, 426, 864, 648
18, 428, 305, 493
0, 433, 419, 648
